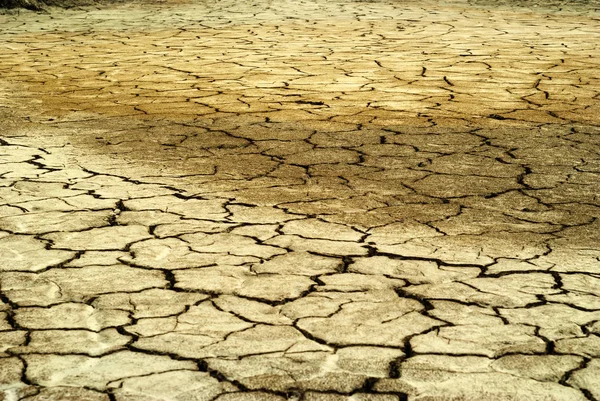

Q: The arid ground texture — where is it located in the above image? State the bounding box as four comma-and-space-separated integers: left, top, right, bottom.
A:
1, 0, 600, 400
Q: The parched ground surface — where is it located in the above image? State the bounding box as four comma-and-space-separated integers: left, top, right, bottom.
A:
1, 0, 600, 400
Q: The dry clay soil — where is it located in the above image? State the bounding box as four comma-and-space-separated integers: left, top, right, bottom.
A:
1, 0, 600, 400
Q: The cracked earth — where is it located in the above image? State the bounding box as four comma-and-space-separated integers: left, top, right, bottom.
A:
0, 0, 600, 399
